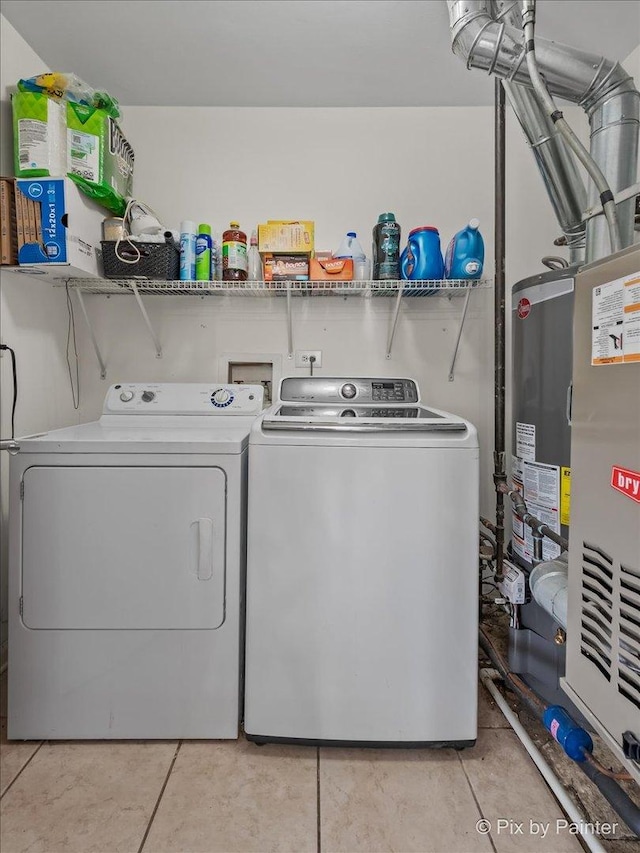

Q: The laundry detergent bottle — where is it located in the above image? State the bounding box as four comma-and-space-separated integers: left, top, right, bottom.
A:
400, 226, 444, 295
372, 213, 401, 280
444, 218, 484, 280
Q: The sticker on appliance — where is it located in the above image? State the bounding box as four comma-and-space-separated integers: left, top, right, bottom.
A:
560, 467, 571, 526
521, 502, 561, 562
592, 270, 640, 365
524, 460, 560, 508
611, 465, 640, 503
516, 423, 536, 462
512, 454, 524, 485
512, 460, 561, 563
517, 297, 531, 319
510, 460, 526, 561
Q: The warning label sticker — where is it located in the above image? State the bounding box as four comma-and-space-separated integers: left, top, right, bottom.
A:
560, 466, 571, 526
524, 461, 559, 507
592, 270, 640, 365
512, 454, 524, 484
516, 422, 536, 462
511, 460, 561, 563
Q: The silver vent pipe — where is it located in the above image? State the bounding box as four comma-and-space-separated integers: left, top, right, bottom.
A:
503, 80, 586, 263
491, 0, 586, 263
447, 0, 639, 261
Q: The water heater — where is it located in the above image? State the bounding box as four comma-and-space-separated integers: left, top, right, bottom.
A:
509, 265, 577, 709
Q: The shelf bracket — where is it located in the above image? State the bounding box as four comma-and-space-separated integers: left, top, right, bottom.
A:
448, 285, 473, 381
286, 282, 294, 358
75, 287, 107, 379
386, 285, 404, 359
129, 281, 162, 358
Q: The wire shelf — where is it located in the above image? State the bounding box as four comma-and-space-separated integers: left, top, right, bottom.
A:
61, 278, 492, 297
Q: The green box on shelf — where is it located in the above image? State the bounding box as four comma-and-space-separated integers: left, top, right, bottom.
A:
13, 90, 66, 177
66, 102, 134, 215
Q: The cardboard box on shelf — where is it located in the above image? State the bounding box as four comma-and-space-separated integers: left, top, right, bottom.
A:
0, 177, 18, 265
14, 179, 26, 249
258, 220, 314, 255
25, 195, 38, 244
14, 176, 104, 278
309, 254, 353, 281
262, 254, 310, 281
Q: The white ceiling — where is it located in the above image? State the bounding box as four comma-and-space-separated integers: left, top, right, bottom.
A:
2, 0, 640, 108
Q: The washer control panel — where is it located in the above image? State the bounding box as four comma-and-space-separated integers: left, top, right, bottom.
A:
280, 377, 419, 404
371, 381, 414, 402
103, 383, 264, 415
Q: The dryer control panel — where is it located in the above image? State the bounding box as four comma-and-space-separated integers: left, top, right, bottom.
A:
279, 377, 419, 405
103, 383, 264, 415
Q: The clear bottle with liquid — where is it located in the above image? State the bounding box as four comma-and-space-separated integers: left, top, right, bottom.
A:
247, 229, 262, 281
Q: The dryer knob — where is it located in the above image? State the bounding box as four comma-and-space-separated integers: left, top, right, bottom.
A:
119, 390, 134, 402
141, 390, 156, 402
213, 388, 231, 405
341, 383, 357, 399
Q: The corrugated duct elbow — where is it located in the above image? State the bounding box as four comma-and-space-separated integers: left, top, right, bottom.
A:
447, 0, 639, 261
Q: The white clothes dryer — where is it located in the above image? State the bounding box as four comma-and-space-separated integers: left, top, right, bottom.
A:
8, 382, 263, 739
245, 377, 479, 748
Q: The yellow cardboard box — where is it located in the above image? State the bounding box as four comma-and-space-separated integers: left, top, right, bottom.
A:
258, 220, 314, 254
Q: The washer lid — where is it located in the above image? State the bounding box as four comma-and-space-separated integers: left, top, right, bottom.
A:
262, 404, 466, 433
253, 404, 477, 448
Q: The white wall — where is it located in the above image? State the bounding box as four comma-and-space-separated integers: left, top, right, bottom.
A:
73, 103, 577, 528
0, 16, 83, 656
624, 44, 640, 95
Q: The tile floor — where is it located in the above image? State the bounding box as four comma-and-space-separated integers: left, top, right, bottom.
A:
0, 671, 588, 853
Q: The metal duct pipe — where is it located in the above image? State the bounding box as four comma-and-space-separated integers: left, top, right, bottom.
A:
587, 88, 639, 259
447, 0, 640, 261
503, 81, 586, 263
491, 0, 587, 263
519, 0, 622, 256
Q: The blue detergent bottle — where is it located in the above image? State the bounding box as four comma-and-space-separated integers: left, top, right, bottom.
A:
400, 226, 444, 296
444, 219, 484, 280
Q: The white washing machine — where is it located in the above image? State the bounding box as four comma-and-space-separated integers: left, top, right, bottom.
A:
8, 382, 263, 740
245, 377, 479, 747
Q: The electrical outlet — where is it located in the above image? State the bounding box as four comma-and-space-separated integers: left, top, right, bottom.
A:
295, 350, 322, 368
